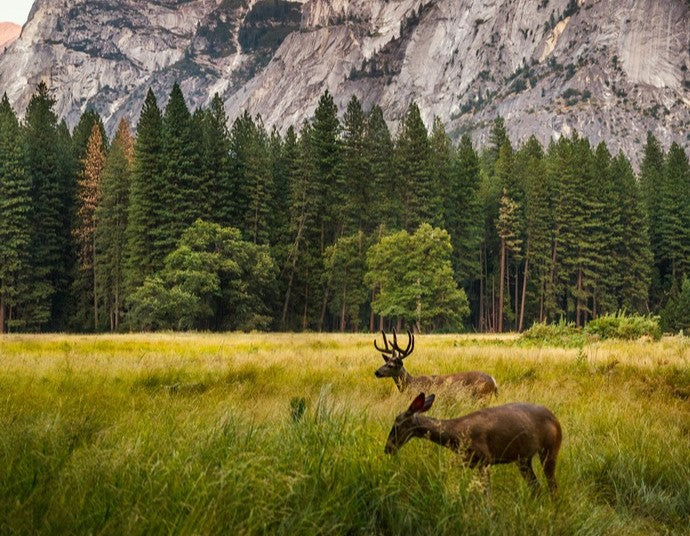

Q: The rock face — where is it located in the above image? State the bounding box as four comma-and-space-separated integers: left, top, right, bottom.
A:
0, 22, 21, 53
0, 0, 688, 159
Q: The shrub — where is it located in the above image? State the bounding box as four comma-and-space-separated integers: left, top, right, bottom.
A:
584, 312, 661, 341
660, 278, 690, 334
520, 318, 584, 347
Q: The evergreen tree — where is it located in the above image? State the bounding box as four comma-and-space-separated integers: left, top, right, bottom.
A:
0, 95, 31, 332
73, 124, 106, 330
365, 105, 398, 230
516, 136, 550, 329
639, 132, 666, 306
610, 151, 652, 312
96, 119, 134, 331
22, 83, 65, 329
324, 231, 369, 331
228, 111, 256, 230
126, 88, 165, 291
341, 96, 369, 234
244, 117, 273, 245
160, 83, 203, 253
203, 94, 232, 227
395, 102, 439, 230
448, 135, 482, 287
658, 143, 690, 285
430, 117, 454, 231
72, 109, 107, 163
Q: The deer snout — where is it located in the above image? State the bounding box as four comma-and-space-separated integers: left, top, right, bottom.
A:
384, 442, 398, 455
375, 369, 384, 378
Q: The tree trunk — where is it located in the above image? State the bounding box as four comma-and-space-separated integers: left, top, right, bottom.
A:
0, 294, 5, 334
369, 289, 376, 332
93, 239, 98, 331
514, 266, 519, 332
498, 238, 506, 333
519, 255, 529, 332
479, 246, 484, 332
340, 285, 346, 333
576, 267, 583, 328
490, 277, 496, 333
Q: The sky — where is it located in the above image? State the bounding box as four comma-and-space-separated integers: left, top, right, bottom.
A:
1, 0, 34, 25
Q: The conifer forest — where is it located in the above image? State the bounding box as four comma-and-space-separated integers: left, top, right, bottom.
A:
0, 82, 689, 334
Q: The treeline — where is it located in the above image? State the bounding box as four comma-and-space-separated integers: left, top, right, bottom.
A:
0, 82, 688, 333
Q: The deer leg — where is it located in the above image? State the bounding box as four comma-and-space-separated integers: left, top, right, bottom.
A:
517, 458, 539, 492
539, 449, 558, 496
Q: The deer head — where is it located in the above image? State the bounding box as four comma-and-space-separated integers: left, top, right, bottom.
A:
385, 392, 435, 454
374, 329, 414, 380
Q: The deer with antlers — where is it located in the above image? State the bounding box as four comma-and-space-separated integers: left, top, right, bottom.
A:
374, 330, 498, 398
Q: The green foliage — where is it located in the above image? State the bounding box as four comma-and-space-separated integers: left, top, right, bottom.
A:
366, 224, 469, 332
96, 120, 134, 331
584, 312, 661, 341
126, 88, 164, 291
395, 102, 440, 230
660, 277, 690, 333
22, 82, 72, 330
520, 318, 584, 347
128, 220, 277, 331
324, 232, 369, 331
0, 94, 31, 332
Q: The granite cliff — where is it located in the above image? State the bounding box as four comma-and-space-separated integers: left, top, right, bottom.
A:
0, 0, 688, 157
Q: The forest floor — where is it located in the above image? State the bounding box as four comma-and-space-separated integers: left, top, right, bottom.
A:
0, 333, 688, 535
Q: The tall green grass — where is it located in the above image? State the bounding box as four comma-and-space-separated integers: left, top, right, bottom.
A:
0, 333, 688, 535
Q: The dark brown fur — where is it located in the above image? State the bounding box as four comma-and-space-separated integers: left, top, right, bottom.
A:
385, 394, 562, 494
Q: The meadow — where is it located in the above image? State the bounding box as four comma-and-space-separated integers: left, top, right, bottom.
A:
0, 333, 688, 535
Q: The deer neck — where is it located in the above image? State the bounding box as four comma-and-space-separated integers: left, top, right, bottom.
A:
411, 415, 462, 451
394, 367, 413, 392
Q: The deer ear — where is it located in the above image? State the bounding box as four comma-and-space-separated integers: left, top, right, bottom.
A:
408, 393, 426, 413
421, 394, 435, 413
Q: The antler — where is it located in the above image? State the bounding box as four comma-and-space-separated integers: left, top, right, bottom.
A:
374, 330, 396, 361
391, 329, 414, 359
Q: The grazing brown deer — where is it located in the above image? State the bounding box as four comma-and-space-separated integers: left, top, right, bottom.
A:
374, 330, 498, 398
384, 393, 562, 495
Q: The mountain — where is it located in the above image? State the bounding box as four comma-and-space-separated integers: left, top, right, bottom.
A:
0, 0, 687, 158
0, 22, 21, 53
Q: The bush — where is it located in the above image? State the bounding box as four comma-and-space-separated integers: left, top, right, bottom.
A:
520, 318, 584, 347
660, 278, 690, 334
584, 312, 661, 341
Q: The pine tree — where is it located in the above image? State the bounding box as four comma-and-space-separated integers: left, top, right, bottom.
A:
430, 116, 454, 231
516, 136, 550, 329
203, 94, 232, 226
310, 91, 344, 329
228, 111, 256, 231
395, 102, 439, 231
0, 95, 31, 332
610, 151, 652, 312
126, 88, 165, 292
159, 83, 202, 253
324, 231, 369, 331
341, 96, 369, 234
73, 124, 106, 330
365, 105, 398, 230
638, 132, 666, 306
72, 109, 108, 163
96, 119, 133, 331
448, 134, 482, 287
22, 83, 65, 329
658, 142, 690, 285
244, 117, 273, 245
